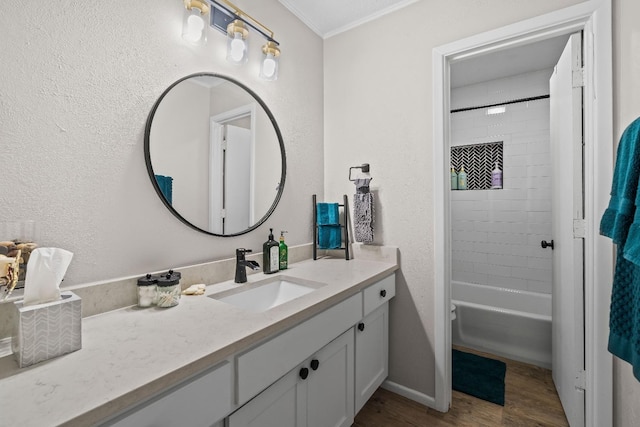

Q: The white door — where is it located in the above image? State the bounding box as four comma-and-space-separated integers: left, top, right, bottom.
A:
210, 123, 252, 234
223, 124, 252, 234
549, 32, 585, 427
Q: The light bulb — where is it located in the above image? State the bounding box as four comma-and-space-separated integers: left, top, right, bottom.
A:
230, 33, 246, 62
262, 54, 276, 78
184, 14, 204, 42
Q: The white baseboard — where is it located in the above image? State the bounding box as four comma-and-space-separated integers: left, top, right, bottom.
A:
381, 380, 439, 410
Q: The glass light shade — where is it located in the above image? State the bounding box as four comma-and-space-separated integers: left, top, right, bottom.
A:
182, 6, 207, 45
226, 21, 248, 64
259, 41, 280, 81
260, 53, 279, 81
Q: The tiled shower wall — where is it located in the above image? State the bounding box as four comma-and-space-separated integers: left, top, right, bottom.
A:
450, 69, 553, 295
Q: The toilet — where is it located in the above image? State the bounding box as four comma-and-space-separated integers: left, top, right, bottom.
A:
451, 303, 457, 321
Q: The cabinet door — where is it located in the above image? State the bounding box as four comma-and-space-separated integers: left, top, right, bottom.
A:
305, 329, 354, 427
355, 302, 389, 414
227, 367, 304, 427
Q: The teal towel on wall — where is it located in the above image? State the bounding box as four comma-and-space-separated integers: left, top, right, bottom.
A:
318, 225, 341, 249
316, 203, 339, 225
155, 175, 173, 205
600, 116, 640, 381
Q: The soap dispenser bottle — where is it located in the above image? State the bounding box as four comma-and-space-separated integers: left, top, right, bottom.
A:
457, 165, 468, 190
263, 228, 280, 274
450, 166, 458, 190
279, 231, 288, 270
491, 162, 503, 189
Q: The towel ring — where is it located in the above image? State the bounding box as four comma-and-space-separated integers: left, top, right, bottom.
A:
349, 163, 371, 182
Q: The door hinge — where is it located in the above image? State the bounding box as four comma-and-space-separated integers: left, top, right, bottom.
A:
572, 68, 585, 88
220, 209, 226, 218
221, 139, 228, 150
573, 219, 586, 239
575, 369, 586, 391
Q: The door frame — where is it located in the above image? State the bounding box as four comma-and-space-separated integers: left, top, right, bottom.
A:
431, 1, 613, 425
209, 103, 257, 232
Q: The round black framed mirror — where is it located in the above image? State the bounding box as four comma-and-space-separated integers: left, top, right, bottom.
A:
144, 73, 286, 236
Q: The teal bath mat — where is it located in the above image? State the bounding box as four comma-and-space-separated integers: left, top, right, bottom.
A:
452, 349, 506, 406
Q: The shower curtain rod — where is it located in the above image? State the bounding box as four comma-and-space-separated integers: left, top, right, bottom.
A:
450, 94, 550, 114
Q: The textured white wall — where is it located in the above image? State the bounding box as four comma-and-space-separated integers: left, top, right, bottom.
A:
323, 0, 583, 399
0, 0, 324, 286
450, 70, 553, 296
613, 0, 640, 425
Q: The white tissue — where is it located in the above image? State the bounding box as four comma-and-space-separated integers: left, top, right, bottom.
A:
23, 248, 74, 306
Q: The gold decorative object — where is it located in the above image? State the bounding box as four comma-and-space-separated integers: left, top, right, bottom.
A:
1, 249, 21, 301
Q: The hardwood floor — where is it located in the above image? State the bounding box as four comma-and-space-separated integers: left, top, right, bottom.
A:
353, 347, 569, 426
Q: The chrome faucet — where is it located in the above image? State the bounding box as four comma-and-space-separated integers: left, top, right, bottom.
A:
235, 248, 260, 283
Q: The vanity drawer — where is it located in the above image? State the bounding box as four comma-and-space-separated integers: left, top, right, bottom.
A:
363, 274, 395, 316
107, 361, 232, 427
236, 293, 362, 405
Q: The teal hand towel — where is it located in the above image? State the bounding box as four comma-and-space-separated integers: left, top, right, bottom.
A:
317, 203, 339, 225
318, 225, 341, 249
155, 175, 173, 205
600, 118, 640, 249
599, 116, 640, 381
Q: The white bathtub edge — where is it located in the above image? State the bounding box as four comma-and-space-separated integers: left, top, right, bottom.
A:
452, 299, 551, 322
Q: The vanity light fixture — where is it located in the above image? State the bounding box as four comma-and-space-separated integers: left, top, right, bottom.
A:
182, 0, 210, 44
205, 0, 282, 80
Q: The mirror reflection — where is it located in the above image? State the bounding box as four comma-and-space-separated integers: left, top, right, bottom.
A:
145, 74, 285, 236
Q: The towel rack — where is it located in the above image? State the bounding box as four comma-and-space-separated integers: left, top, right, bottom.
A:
312, 194, 350, 261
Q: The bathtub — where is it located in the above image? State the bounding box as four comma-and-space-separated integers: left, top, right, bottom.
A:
451, 281, 552, 369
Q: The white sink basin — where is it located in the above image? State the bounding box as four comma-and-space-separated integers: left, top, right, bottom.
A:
209, 276, 326, 312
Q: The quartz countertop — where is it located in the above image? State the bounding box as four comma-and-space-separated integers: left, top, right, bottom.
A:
0, 252, 398, 427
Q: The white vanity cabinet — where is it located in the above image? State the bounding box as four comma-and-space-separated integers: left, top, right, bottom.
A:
355, 273, 394, 413
229, 272, 396, 426
235, 293, 362, 406
228, 329, 354, 427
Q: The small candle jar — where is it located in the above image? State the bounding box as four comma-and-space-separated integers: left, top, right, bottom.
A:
156, 270, 181, 308
136, 274, 157, 308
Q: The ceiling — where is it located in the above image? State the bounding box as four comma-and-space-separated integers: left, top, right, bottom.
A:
450, 35, 571, 88
277, 0, 418, 39
276, 1, 570, 87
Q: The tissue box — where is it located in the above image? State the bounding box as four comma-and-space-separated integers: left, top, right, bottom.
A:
12, 291, 82, 367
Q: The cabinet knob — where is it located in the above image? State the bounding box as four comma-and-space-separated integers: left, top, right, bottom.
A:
299, 367, 309, 380
357, 322, 365, 332
380, 289, 387, 298
310, 359, 320, 371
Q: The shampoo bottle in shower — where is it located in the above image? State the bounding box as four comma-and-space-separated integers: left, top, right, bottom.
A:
457, 165, 468, 190
450, 166, 458, 190
491, 162, 503, 189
